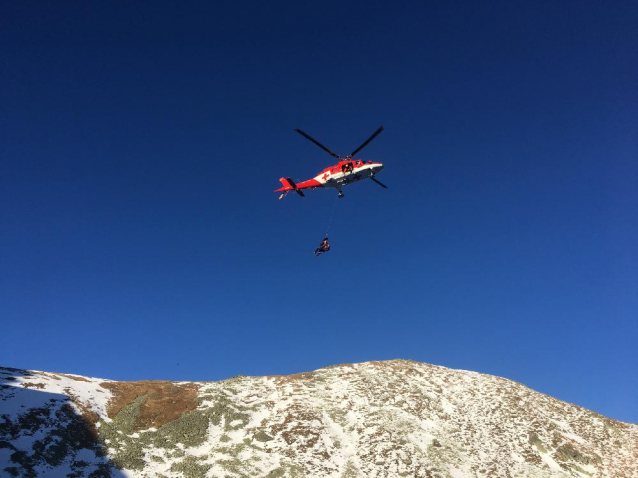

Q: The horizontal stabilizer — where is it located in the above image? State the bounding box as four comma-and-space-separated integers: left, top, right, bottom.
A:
276, 177, 304, 198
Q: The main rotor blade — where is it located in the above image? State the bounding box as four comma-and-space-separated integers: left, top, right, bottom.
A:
370, 177, 388, 189
295, 129, 341, 159
350, 125, 384, 157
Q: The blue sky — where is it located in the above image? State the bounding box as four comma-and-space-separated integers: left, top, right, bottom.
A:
1, 1, 636, 423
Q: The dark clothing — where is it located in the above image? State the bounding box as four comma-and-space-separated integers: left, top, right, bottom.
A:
314, 238, 330, 256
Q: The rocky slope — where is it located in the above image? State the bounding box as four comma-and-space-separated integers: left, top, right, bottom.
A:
1, 360, 636, 477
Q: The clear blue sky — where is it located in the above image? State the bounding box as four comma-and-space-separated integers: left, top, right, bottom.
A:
1, 1, 636, 423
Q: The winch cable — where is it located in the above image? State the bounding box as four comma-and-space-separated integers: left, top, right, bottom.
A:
324, 193, 339, 238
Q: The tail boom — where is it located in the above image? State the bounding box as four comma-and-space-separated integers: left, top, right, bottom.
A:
275, 176, 321, 199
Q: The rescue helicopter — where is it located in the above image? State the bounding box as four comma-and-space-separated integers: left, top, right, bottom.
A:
275, 126, 387, 199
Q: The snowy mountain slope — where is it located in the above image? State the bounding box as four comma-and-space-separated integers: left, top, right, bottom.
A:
1, 360, 636, 477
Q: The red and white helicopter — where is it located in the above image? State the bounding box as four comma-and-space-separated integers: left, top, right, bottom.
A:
276, 126, 387, 199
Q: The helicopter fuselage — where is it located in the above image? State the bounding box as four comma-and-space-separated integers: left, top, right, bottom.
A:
275, 159, 384, 198
303, 159, 384, 189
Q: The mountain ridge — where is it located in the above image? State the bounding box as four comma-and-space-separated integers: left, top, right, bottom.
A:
1, 360, 636, 477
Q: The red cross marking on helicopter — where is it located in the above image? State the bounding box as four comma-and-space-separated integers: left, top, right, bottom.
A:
322, 172, 330, 181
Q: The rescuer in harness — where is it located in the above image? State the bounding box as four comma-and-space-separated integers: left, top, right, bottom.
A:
314, 237, 330, 257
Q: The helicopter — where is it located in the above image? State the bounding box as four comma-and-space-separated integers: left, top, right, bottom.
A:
275, 126, 387, 199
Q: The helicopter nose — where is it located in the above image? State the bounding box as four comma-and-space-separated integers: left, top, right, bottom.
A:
373, 163, 385, 174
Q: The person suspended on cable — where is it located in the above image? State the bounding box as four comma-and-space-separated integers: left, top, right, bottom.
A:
314, 237, 330, 256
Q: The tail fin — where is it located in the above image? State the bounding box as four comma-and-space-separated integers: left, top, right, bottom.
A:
276, 177, 305, 199
278, 177, 295, 191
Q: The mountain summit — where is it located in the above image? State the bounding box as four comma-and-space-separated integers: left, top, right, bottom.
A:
1, 360, 636, 477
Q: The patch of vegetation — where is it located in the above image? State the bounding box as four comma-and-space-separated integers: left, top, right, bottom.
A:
21, 382, 46, 389
3, 467, 19, 477
95, 388, 260, 472
254, 431, 273, 442
1, 402, 113, 477
275, 462, 306, 478
88, 463, 116, 478
155, 408, 211, 447
528, 432, 547, 453
169, 448, 186, 459
104, 395, 146, 436
217, 457, 243, 474
99, 392, 212, 469
326, 407, 348, 428
341, 460, 359, 478
170, 456, 211, 478
554, 442, 600, 465
266, 467, 285, 477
